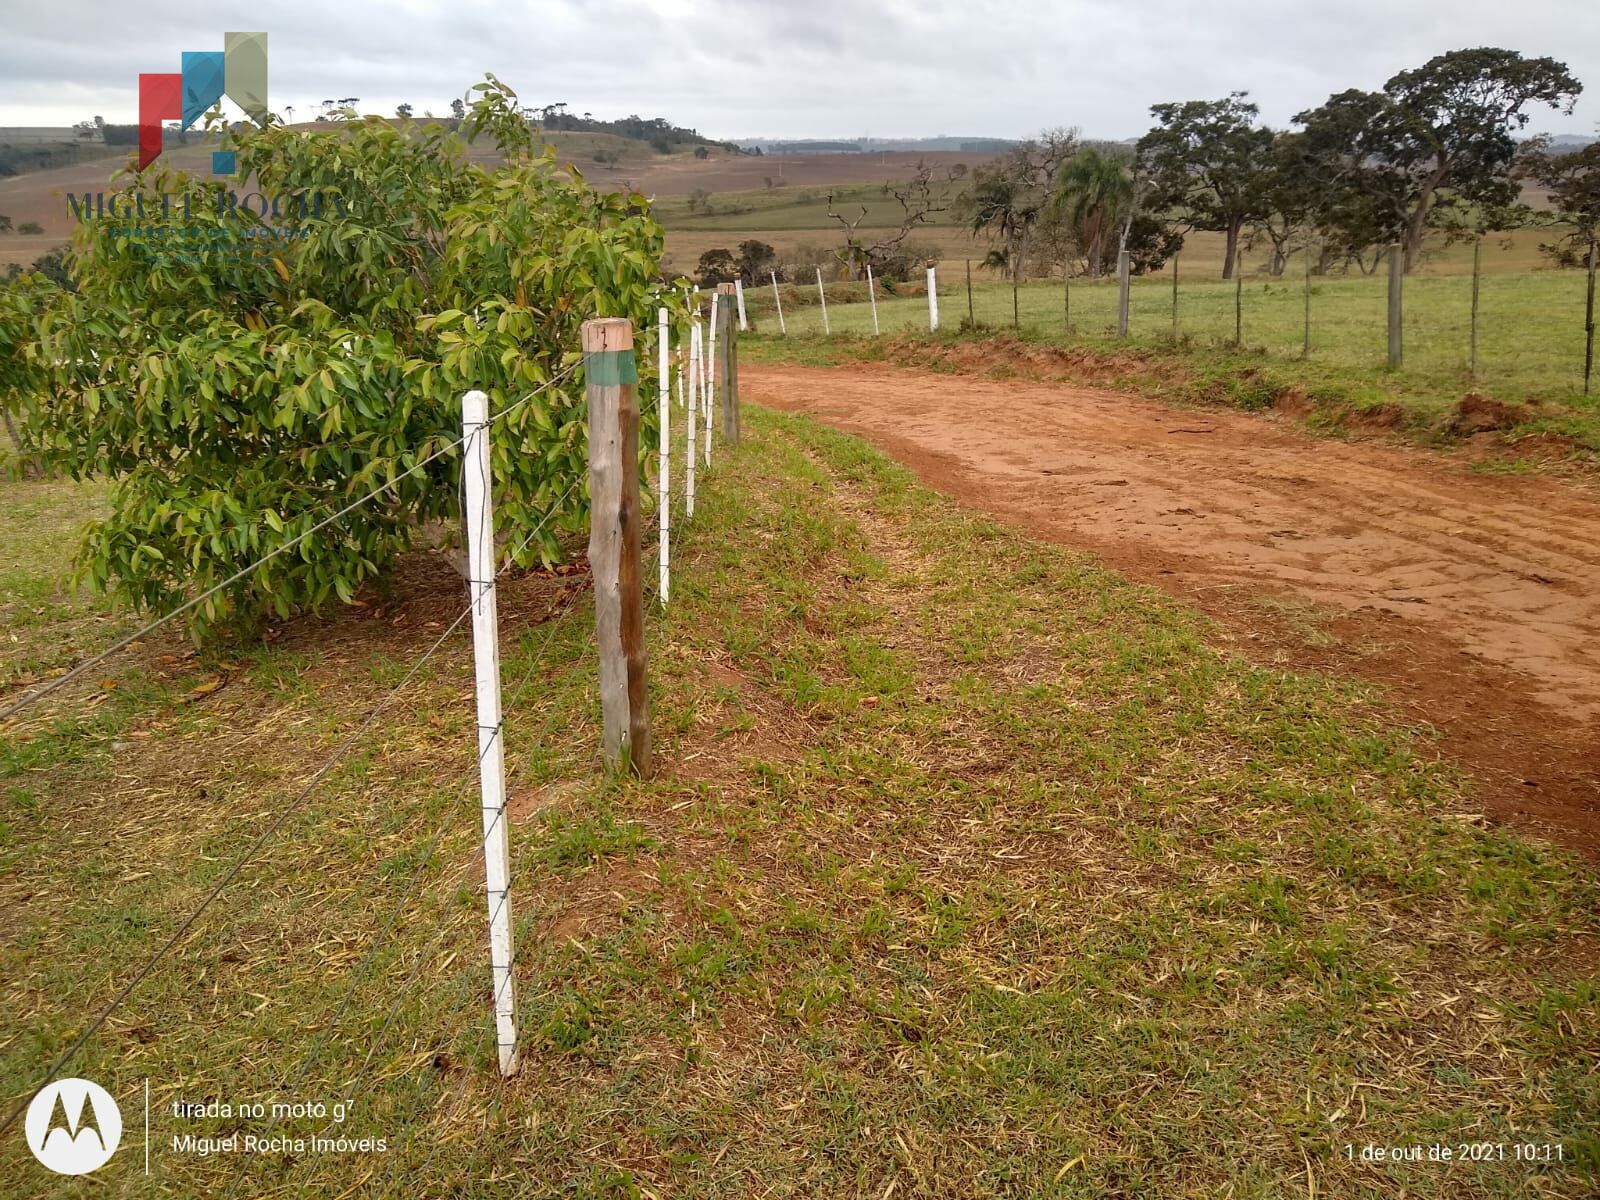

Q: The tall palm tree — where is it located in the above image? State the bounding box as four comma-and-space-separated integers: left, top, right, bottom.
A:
1053, 146, 1134, 278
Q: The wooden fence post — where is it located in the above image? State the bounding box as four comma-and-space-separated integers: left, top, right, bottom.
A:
460, 389, 519, 1076
583, 318, 652, 778
1234, 248, 1244, 347
1585, 234, 1596, 397
1470, 236, 1482, 378
1171, 252, 1179, 336
1116, 248, 1131, 338
716, 281, 740, 444
1387, 243, 1403, 369
1302, 236, 1312, 359
966, 258, 975, 327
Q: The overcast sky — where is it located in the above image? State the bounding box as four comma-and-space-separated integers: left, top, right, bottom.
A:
3, 0, 1597, 141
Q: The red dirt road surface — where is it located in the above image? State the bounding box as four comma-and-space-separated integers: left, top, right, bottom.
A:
751, 363, 1600, 857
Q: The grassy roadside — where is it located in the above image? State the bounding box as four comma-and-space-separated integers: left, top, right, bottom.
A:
3, 407, 1598, 1197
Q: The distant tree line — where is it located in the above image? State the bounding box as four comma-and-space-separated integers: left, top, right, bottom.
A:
526, 103, 734, 154
956, 47, 1589, 283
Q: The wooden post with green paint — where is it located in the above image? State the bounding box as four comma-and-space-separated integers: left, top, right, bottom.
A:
716, 281, 740, 444
583, 317, 652, 778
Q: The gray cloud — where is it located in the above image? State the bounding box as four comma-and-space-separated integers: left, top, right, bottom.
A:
1, 0, 1594, 139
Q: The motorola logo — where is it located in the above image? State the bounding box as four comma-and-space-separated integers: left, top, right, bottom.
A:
24, 1078, 122, 1176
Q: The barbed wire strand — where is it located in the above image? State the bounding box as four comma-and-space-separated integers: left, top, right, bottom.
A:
374, 648, 596, 1193
1, 406, 586, 1141
278, 640, 590, 1195
298, 564, 603, 1192
0, 594, 479, 1143
214, 485, 587, 1200
289, 371, 693, 1188
212, 489, 588, 1200
0, 361, 580, 724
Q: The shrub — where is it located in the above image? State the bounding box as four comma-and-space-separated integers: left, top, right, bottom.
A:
20, 76, 672, 639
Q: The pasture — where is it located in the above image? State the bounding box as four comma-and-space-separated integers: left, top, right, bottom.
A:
4, 410, 1598, 1197
736, 269, 1600, 455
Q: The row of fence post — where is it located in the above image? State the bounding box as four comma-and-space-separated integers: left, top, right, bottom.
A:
766, 265, 944, 337
457, 296, 740, 1077
764, 244, 1597, 391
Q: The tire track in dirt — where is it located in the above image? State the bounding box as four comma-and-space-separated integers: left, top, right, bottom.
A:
750, 362, 1600, 857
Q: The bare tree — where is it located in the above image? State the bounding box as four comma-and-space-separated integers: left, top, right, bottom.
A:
826, 160, 955, 279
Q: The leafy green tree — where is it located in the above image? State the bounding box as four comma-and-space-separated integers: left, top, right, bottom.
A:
1248, 132, 1322, 276
1276, 94, 1409, 273
0, 271, 53, 472
395, 103, 413, 119
19, 76, 669, 639
1137, 92, 1273, 279
695, 247, 737, 286
1523, 139, 1600, 259
17, 221, 42, 235
0, 215, 12, 233
1295, 49, 1581, 272
735, 239, 779, 283
27, 248, 72, 290
1122, 214, 1183, 276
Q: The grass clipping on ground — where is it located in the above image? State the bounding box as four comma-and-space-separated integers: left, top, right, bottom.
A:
2, 407, 1598, 1198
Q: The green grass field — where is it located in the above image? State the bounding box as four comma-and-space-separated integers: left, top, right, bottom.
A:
2, 410, 1597, 1196
736, 269, 1600, 457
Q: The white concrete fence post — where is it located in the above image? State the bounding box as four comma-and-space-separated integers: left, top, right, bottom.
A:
686, 318, 699, 518
816, 267, 830, 336
867, 265, 880, 337
657, 307, 670, 604
460, 389, 519, 1077
704, 292, 717, 468
927, 263, 939, 332
771, 270, 786, 335
734, 278, 748, 331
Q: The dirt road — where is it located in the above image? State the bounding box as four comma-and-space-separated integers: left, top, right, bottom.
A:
751, 363, 1600, 856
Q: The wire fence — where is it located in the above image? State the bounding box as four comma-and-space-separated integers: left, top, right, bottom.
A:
737, 255, 1599, 399
1, 294, 740, 1190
